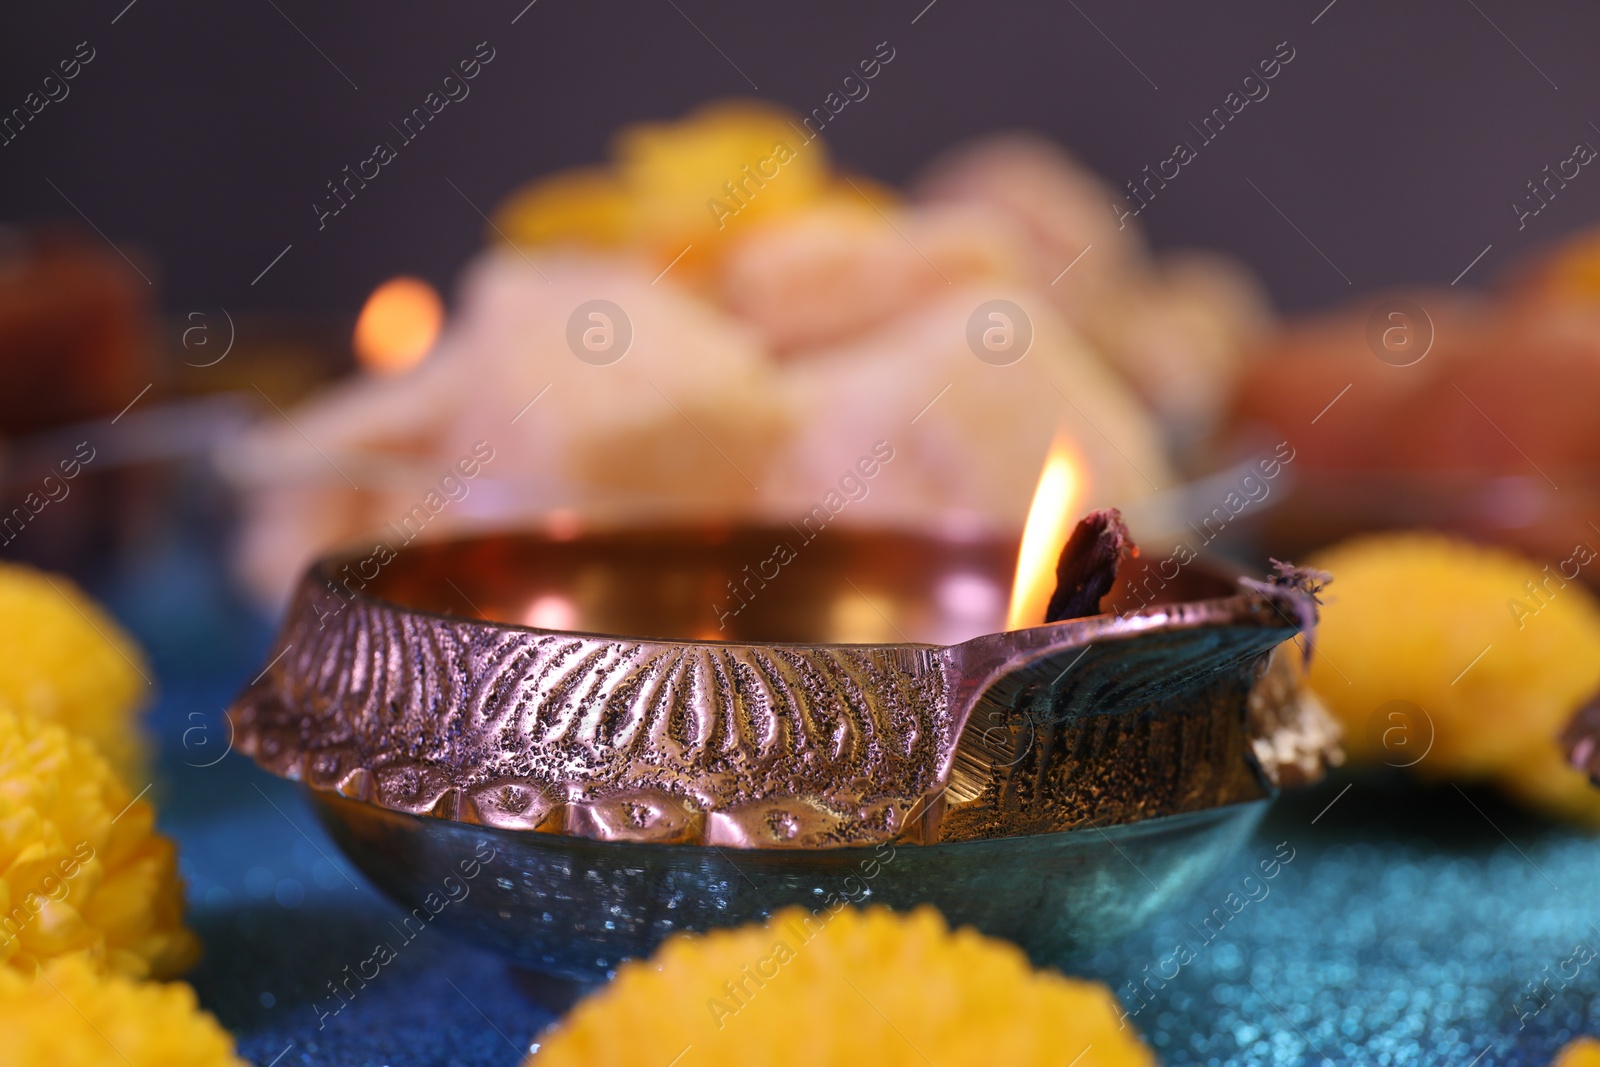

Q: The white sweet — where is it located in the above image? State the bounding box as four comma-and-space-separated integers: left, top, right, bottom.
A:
222, 139, 1260, 607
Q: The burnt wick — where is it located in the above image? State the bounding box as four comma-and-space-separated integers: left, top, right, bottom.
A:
1043, 507, 1138, 623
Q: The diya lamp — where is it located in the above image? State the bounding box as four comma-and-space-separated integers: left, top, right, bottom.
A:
230, 447, 1339, 980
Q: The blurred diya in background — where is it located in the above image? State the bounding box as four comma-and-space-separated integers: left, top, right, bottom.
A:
229, 442, 1340, 979
219, 99, 1272, 607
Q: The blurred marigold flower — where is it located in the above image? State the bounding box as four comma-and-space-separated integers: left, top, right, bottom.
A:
1554, 1036, 1600, 1067
0, 563, 149, 779
0, 955, 242, 1067
527, 904, 1155, 1067
0, 703, 199, 979
1306, 532, 1600, 823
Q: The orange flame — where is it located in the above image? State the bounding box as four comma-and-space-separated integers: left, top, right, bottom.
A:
1006, 435, 1084, 629
354, 276, 443, 374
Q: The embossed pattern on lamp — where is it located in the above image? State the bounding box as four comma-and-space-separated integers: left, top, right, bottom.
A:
229, 518, 1335, 979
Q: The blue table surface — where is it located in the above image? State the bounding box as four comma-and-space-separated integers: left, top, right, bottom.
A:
125, 587, 1595, 1067
151, 675, 1600, 1067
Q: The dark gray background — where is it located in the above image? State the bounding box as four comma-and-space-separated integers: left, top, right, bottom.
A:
3, 0, 1597, 315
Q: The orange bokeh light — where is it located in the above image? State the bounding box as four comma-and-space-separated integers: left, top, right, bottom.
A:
1006, 435, 1084, 630
353, 276, 443, 374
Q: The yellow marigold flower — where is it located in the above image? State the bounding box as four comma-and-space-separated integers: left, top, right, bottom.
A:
0, 704, 199, 979
1306, 533, 1600, 819
1554, 1036, 1600, 1067
0, 955, 243, 1067
528, 905, 1154, 1067
0, 563, 149, 778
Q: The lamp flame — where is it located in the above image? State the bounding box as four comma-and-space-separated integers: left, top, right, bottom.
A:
354, 276, 443, 374
1006, 435, 1083, 630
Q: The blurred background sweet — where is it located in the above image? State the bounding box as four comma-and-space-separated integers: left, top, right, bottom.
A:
1220, 227, 1600, 567
218, 102, 1284, 605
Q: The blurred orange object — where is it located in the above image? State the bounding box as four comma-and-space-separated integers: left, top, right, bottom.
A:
352, 276, 443, 374
1552, 1036, 1600, 1067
